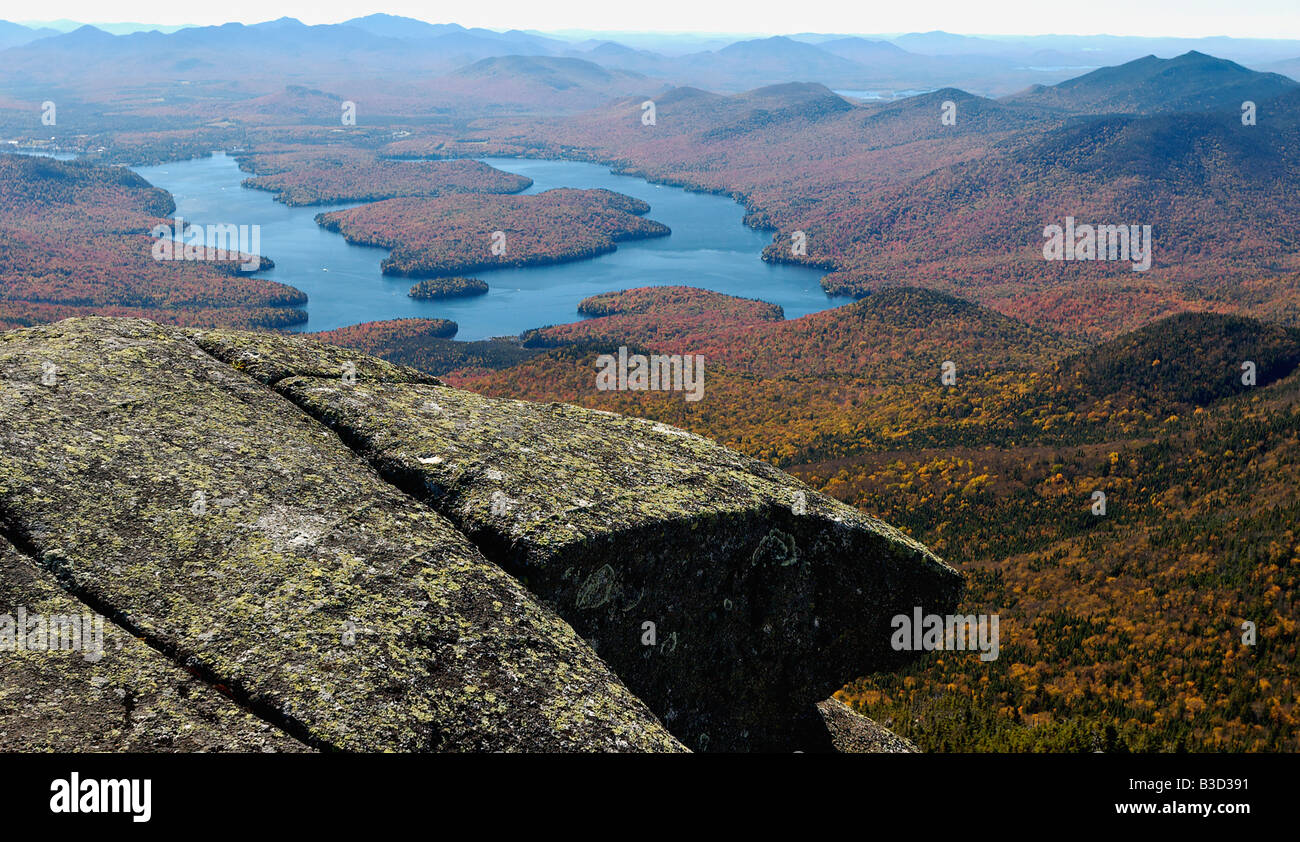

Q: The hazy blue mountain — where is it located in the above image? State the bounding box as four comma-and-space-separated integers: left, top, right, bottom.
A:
0, 20, 62, 48
1004, 51, 1300, 115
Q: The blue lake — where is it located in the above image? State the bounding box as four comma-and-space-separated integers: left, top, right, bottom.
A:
132, 153, 844, 341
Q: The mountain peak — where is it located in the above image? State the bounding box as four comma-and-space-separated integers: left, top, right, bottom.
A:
1004, 49, 1298, 115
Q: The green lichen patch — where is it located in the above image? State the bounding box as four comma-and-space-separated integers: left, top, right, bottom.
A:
805, 698, 918, 753
0, 317, 683, 753
0, 536, 310, 752
186, 326, 442, 387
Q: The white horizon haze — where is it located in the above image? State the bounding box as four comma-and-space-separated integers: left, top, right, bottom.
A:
11, 1, 1300, 40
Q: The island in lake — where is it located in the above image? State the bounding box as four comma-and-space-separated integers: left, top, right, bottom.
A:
408, 276, 490, 300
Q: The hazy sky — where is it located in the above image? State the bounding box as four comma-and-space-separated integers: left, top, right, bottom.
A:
17, 0, 1300, 39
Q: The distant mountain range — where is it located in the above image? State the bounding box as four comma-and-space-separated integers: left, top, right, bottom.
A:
0, 20, 60, 48
2, 17, 1297, 98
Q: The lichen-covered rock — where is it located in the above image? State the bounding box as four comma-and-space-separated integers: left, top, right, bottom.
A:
0, 536, 309, 752
188, 326, 441, 386
802, 698, 918, 753
0, 318, 683, 752
268, 372, 962, 751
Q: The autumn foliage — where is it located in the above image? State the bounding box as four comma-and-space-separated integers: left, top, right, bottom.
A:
417, 286, 1300, 751
0, 154, 306, 330
239, 146, 532, 205
315, 188, 670, 277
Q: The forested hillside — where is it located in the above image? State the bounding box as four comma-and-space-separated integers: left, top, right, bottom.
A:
405, 287, 1300, 751
0, 155, 305, 329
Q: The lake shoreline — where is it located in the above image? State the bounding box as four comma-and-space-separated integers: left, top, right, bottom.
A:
132, 153, 844, 341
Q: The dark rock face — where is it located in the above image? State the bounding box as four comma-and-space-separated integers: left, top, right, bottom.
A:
0, 317, 960, 752
0, 319, 682, 752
